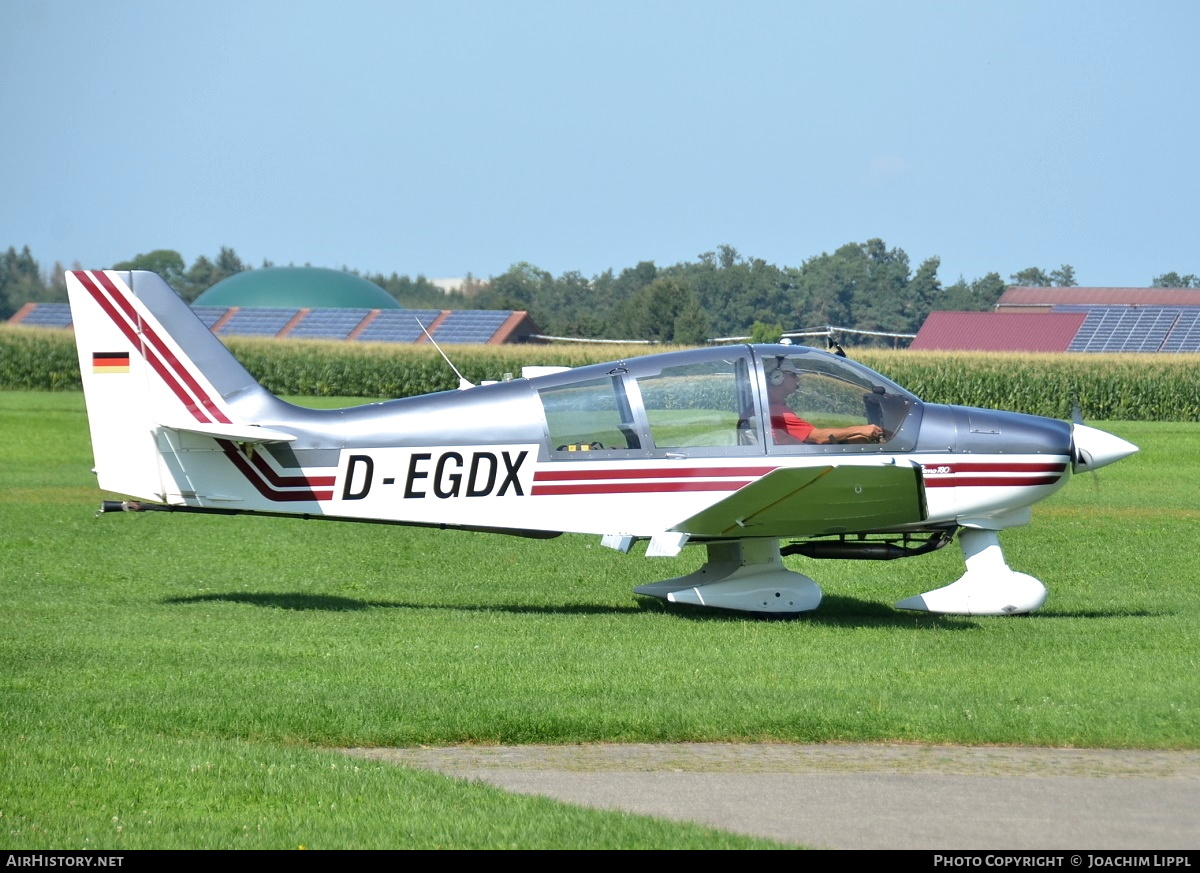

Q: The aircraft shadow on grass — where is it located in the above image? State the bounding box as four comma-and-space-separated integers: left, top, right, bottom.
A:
162, 590, 1159, 630
164, 591, 645, 616
161, 590, 1008, 629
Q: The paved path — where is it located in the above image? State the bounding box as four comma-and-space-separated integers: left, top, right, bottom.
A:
346, 744, 1200, 849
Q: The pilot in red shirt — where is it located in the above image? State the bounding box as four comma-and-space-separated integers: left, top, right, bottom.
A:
765, 360, 883, 445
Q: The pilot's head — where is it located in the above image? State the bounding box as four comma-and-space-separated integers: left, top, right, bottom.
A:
765, 357, 802, 393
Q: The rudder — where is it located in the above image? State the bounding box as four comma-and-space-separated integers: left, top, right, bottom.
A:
66, 270, 275, 502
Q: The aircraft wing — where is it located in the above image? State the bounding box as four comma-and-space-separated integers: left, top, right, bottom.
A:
670, 462, 927, 539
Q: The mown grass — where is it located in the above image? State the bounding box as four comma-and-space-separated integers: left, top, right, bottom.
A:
1, 392, 1197, 848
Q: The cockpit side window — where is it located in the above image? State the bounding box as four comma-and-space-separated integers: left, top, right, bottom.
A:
787, 371, 871, 424
634, 359, 745, 449
762, 352, 912, 448
538, 377, 640, 455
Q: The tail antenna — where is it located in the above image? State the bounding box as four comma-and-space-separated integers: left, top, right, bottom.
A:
416, 317, 474, 389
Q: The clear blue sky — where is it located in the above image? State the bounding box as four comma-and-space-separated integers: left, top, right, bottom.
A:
2, 0, 1196, 287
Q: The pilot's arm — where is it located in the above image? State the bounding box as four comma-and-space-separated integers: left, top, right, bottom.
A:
805, 424, 884, 445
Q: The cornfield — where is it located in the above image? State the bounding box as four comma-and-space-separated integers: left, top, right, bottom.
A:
3, 326, 1197, 421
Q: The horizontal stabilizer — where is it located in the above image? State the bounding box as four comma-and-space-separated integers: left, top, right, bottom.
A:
159, 421, 297, 443
671, 463, 926, 538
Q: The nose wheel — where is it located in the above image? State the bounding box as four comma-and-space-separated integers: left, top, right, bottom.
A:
895, 528, 1047, 615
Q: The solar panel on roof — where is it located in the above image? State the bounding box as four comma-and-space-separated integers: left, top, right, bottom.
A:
1067, 307, 1196, 352
17, 303, 73, 327
431, 310, 510, 344
1162, 310, 1200, 352
355, 310, 443, 343
287, 310, 372, 340
9, 303, 533, 346
216, 308, 300, 337
191, 307, 228, 329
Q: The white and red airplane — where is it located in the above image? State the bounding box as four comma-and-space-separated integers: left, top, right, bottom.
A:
66, 270, 1137, 617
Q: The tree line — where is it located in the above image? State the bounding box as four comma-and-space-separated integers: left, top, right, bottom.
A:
3, 242, 1197, 346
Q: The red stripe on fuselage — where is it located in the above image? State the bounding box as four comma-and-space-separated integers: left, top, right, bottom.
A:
531, 480, 753, 496
247, 448, 336, 489
534, 460, 1067, 496
925, 475, 1064, 488
921, 461, 1067, 489
218, 441, 333, 501
925, 462, 1066, 473
533, 465, 776, 482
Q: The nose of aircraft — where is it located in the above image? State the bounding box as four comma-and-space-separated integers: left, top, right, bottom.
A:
1071, 424, 1138, 472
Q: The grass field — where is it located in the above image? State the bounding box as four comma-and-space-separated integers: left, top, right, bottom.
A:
1, 391, 1197, 849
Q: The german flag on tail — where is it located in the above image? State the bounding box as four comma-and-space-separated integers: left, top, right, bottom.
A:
92, 351, 130, 374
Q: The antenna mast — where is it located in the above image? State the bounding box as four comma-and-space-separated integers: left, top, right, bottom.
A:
416, 317, 474, 389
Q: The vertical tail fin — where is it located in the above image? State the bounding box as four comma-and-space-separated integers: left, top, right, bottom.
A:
66, 270, 283, 501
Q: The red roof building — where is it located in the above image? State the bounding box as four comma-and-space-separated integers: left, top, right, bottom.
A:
912, 286, 1200, 352
997, 286, 1200, 310
910, 311, 1087, 352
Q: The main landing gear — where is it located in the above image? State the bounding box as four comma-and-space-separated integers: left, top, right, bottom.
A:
633, 538, 822, 616
633, 528, 1047, 617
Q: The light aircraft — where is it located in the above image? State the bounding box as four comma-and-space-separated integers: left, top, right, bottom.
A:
66, 270, 1138, 617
